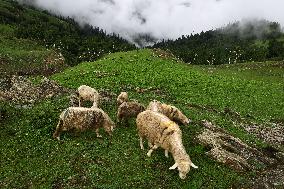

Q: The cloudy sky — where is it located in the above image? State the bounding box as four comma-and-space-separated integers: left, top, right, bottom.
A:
19, 0, 284, 43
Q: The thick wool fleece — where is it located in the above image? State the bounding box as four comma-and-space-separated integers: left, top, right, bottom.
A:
147, 100, 190, 125
53, 107, 114, 140
117, 101, 145, 124
78, 85, 100, 107
136, 110, 197, 179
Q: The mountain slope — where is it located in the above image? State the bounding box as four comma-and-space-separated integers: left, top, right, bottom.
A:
0, 24, 66, 76
1, 49, 283, 188
0, 0, 136, 76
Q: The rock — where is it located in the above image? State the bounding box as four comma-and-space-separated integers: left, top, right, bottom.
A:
0, 75, 70, 105
197, 120, 276, 172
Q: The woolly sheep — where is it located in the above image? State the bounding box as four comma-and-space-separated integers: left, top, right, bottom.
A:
116, 92, 128, 106
117, 101, 145, 126
53, 107, 115, 140
78, 85, 100, 108
136, 110, 197, 179
147, 100, 190, 125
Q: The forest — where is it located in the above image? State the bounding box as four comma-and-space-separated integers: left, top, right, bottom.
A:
153, 20, 284, 65
0, 0, 136, 67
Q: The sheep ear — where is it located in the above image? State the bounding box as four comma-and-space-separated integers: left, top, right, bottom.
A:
169, 163, 178, 170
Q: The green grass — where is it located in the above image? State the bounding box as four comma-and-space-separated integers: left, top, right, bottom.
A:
0, 24, 14, 37
0, 24, 66, 76
0, 97, 243, 189
52, 49, 284, 121
1, 49, 283, 188
191, 61, 284, 84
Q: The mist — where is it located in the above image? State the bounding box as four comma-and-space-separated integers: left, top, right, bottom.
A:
18, 0, 284, 45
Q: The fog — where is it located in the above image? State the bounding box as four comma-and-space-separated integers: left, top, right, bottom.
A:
18, 0, 284, 45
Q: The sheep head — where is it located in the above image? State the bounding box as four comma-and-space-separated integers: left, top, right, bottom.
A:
170, 106, 190, 126
177, 161, 190, 179
117, 92, 128, 106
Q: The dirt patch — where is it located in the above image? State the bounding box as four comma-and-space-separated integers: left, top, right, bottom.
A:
196, 120, 284, 188
0, 75, 71, 105
152, 48, 176, 60
250, 164, 284, 189
135, 86, 165, 95
188, 103, 220, 114
189, 103, 284, 148
197, 120, 277, 172
243, 123, 284, 148
118, 83, 167, 99
98, 89, 117, 104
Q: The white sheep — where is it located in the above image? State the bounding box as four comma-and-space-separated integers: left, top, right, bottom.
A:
78, 85, 100, 108
147, 100, 191, 125
136, 110, 197, 179
53, 107, 115, 140
117, 101, 145, 126
116, 92, 128, 106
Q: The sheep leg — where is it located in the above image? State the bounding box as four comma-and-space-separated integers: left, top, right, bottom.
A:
53, 119, 63, 140
104, 124, 113, 137
116, 112, 121, 124
165, 150, 169, 158
191, 162, 198, 169
139, 137, 144, 150
169, 162, 178, 170
95, 128, 102, 138
148, 141, 153, 148
147, 144, 158, 157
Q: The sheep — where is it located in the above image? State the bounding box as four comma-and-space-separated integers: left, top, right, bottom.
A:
117, 101, 145, 126
53, 107, 115, 140
78, 85, 100, 108
147, 100, 190, 126
116, 92, 128, 106
136, 110, 197, 179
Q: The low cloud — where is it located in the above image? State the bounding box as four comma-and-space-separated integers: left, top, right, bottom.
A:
18, 0, 284, 45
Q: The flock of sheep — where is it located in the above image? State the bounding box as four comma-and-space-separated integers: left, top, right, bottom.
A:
53, 85, 198, 179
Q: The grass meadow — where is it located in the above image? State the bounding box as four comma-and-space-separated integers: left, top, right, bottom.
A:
1, 49, 283, 188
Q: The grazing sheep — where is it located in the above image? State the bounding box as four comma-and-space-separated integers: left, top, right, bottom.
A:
78, 85, 100, 107
53, 107, 115, 140
136, 110, 197, 179
117, 101, 145, 126
117, 92, 128, 106
147, 100, 190, 125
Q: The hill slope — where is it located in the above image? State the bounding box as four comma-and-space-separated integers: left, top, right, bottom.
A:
0, 0, 136, 76
0, 24, 66, 76
1, 49, 283, 188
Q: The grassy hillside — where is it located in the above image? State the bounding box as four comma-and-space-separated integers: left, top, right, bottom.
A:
0, 24, 66, 76
1, 49, 283, 188
52, 49, 284, 122
0, 0, 135, 76
191, 61, 284, 84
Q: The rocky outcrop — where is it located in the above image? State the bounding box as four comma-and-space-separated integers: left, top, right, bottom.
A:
0, 75, 70, 105
197, 120, 284, 188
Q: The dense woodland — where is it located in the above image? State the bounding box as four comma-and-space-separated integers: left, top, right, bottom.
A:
0, 0, 136, 66
153, 21, 284, 65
